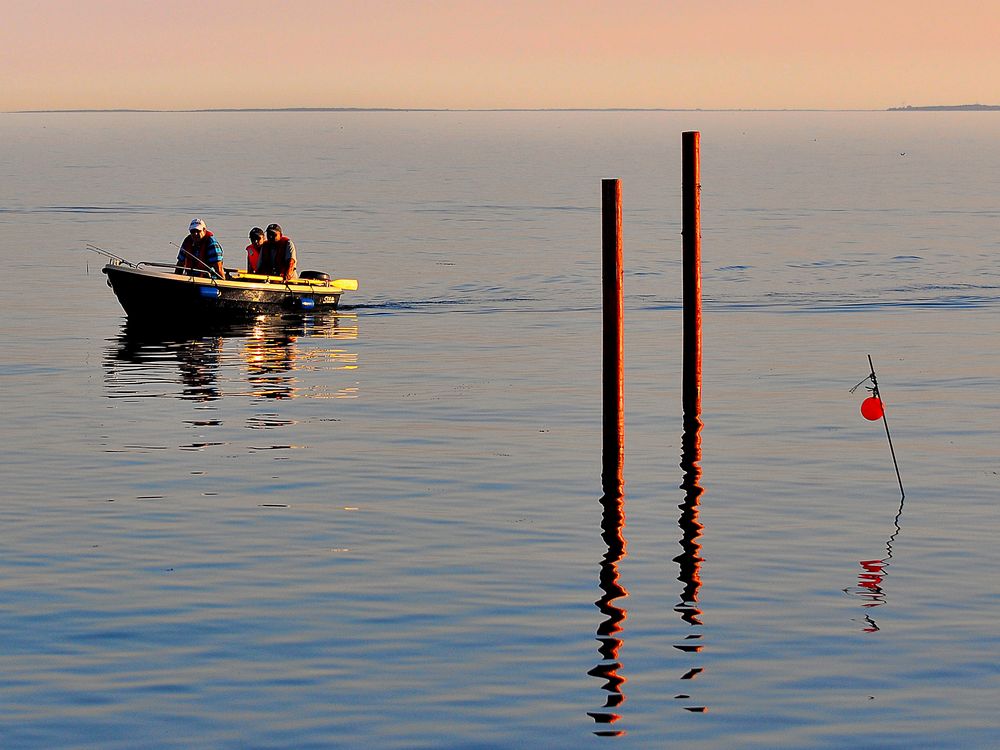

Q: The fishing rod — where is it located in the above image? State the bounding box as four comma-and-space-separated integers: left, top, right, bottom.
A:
850, 355, 904, 497
86, 243, 135, 267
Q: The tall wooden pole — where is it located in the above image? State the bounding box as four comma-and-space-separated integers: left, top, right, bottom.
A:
594, 178, 627, 734
602, 178, 624, 479
682, 132, 702, 417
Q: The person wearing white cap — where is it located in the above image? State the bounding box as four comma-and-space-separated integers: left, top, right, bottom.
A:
175, 218, 225, 278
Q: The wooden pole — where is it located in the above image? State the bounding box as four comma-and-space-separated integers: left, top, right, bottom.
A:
594, 178, 627, 734
602, 178, 624, 480
682, 132, 702, 417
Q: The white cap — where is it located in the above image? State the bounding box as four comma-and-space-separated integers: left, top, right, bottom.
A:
189, 218, 207, 231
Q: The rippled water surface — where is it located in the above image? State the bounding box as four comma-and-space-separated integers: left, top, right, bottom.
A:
2, 111, 999, 748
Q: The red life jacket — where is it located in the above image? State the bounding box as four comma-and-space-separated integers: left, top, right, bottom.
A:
258, 236, 293, 276
181, 230, 216, 267
246, 243, 261, 273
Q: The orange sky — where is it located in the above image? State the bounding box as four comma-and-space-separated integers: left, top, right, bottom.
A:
2, 0, 998, 110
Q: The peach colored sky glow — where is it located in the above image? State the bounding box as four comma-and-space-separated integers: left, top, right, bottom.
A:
2, 0, 998, 110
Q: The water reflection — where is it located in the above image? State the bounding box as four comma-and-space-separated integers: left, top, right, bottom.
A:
107, 322, 231, 402
244, 326, 298, 400
676, 413, 705, 627
845, 493, 905, 632
176, 336, 224, 401
589, 450, 628, 735
674, 412, 708, 712
104, 314, 359, 404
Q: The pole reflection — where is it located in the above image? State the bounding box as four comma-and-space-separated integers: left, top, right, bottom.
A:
589, 455, 628, 736
845, 493, 905, 632
674, 412, 707, 712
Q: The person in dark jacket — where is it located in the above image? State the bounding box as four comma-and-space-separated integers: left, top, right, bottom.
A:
175, 218, 224, 278
256, 223, 297, 281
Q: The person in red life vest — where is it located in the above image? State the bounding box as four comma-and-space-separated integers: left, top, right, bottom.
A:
246, 227, 265, 273
175, 218, 224, 278
256, 223, 297, 281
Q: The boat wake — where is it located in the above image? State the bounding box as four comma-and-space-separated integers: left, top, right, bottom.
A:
341, 296, 539, 313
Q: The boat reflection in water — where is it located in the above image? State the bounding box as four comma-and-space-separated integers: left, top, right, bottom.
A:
589, 454, 628, 736
104, 313, 359, 405
244, 324, 300, 401
844, 493, 905, 633
674, 412, 707, 712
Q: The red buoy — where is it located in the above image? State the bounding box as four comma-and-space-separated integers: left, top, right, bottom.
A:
861, 397, 884, 421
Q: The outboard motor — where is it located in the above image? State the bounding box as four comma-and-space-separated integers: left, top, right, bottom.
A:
298, 271, 330, 282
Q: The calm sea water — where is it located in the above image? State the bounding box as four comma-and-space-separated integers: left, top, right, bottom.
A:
2, 111, 999, 748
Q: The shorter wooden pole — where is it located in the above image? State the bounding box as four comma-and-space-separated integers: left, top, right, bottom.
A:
682, 132, 702, 417
602, 179, 624, 480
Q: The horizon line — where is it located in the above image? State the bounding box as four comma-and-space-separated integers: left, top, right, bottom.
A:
6, 104, 999, 115
6, 106, 889, 114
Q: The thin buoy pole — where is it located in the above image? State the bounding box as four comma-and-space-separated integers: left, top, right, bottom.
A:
602, 179, 624, 478
868, 354, 904, 498
682, 132, 702, 416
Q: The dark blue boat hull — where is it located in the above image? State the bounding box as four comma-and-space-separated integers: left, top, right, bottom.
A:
103, 264, 342, 323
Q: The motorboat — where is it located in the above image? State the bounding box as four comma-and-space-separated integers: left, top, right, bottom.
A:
100, 252, 357, 323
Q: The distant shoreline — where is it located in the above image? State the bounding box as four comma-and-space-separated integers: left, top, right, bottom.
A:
887, 104, 1000, 111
